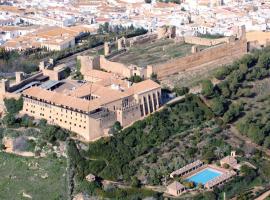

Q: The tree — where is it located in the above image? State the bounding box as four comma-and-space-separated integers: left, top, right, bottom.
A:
201, 80, 214, 98
203, 192, 216, 200
247, 125, 264, 145
222, 163, 230, 169
150, 73, 159, 83
257, 52, 270, 69
239, 63, 248, 74
223, 102, 243, 123
263, 136, 270, 148
66, 139, 86, 181
129, 75, 143, 83
109, 121, 123, 135
210, 97, 226, 116
173, 86, 189, 96
38, 119, 47, 127
131, 176, 141, 187
202, 148, 216, 163
183, 181, 195, 189
4, 97, 23, 114
237, 193, 249, 200
236, 88, 254, 98
20, 114, 34, 127
260, 161, 270, 179
215, 67, 231, 80
217, 81, 231, 98
2, 113, 16, 126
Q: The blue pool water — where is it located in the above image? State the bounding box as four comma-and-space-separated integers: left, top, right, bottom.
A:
186, 168, 222, 185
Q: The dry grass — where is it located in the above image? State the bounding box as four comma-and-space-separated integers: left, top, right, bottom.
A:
110, 39, 196, 67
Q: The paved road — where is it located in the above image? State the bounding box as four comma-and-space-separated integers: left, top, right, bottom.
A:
55, 44, 104, 69
255, 190, 270, 200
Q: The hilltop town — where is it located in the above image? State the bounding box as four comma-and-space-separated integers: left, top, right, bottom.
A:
1, 0, 270, 50
0, 0, 270, 200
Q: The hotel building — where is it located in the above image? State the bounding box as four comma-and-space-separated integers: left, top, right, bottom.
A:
20, 68, 162, 141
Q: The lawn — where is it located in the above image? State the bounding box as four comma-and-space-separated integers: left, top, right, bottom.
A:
0, 152, 67, 200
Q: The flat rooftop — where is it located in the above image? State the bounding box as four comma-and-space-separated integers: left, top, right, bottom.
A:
110, 39, 207, 67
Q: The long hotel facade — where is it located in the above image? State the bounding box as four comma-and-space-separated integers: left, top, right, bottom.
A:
21, 78, 162, 141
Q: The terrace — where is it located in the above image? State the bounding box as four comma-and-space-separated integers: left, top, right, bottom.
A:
170, 160, 204, 178
169, 159, 237, 193
204, 171, 237, 189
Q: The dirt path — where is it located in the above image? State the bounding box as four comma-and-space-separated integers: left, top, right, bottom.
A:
230, 125, 270, 157
255, 190, 270, 200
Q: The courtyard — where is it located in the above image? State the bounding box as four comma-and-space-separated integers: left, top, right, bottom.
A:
110, 39, 207, 67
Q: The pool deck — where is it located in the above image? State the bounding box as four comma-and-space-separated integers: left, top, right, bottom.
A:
182, 164, 235, 189
182, 164, 229, 179
170, 159, 237, 191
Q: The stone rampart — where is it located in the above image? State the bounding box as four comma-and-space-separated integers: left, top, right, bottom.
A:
99, 55, 132, 77
184, 36, 231, 46
151, 39, 247, 79
129, 33, 157, 47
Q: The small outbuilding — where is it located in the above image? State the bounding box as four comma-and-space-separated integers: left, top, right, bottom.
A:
220, 151, 241, 170
167, 181, 186, 196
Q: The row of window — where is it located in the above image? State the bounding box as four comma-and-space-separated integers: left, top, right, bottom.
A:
25, 97, 87, 118
53, 117, 86, 129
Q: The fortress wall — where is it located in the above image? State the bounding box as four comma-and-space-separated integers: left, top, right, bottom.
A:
130, 33, 157, 46
152, 39, 247, 79
78, 56, 100, 73
117, 104, 141, 127
246, 31, 270, 46
184, 36, 230, 46
8, 72, 43, 93
99, 55, 132, 77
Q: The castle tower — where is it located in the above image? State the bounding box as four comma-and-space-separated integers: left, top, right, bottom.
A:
39, 61, 45, 71
77, 55, 101, 75
234, 25, 246, 40
49, 58, 54, 66
104, 42, 111, 56
0, 79, 10, 94
157, 26, 168, 39
231, 151, 236, 157
117, 37, 126, 50
15, 72, 24, 84
191, 45, 199, 53
239, 25, 246, 40
169, 26, 176, 38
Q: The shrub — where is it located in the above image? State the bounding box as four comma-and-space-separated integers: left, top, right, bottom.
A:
4, 97, 23, 114
201, 80, 214, 98
173, 86, 189, 96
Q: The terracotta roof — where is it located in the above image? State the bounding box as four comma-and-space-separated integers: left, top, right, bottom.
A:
68, 82, 130, 103
220, 156, 237, 166
126, 79, 161, 95
170, 160, 203, 177
22, 87, 100, 112
205, 171, 236, 188
167, 181, 185, 191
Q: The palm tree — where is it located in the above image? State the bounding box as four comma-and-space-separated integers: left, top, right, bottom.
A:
214, 147, 225, 159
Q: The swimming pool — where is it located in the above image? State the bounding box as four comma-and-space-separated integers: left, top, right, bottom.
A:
186, 168, 222, 185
